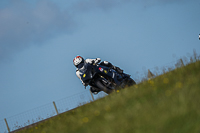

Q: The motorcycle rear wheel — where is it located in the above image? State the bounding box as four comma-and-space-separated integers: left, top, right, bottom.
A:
126, 78, 136, 86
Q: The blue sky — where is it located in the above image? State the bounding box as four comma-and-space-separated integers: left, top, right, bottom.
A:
0, 0, 200, 121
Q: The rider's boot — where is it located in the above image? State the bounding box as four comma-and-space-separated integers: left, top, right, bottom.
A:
111, 66, 124, 81
112, 66, 123, 74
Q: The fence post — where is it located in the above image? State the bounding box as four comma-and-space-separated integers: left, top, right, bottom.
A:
180, 59, 184, 67
4, 118, 10, 133
175, 58, 185, 68
53, 101, 59, 115
147, 69, 155, 79
89, 90, 95, 101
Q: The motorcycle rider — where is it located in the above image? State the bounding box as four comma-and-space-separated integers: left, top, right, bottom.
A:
73, 56, 123, 94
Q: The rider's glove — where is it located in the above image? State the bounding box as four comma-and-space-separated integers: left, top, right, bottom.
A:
95, 58, 101, 64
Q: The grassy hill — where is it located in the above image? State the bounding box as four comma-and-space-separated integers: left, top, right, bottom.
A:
17, 60, 200, 133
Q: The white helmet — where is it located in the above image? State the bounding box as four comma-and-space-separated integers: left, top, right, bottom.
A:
73, 56, 84, 68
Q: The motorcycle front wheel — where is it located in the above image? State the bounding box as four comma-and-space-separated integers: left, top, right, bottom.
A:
95, 80, 113, 94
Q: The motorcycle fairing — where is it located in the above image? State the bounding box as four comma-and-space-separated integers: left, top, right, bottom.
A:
95, 65, 122, 86
79, 63, 122, 86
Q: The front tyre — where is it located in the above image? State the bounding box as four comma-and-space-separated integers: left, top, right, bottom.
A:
95, 80, 113, 94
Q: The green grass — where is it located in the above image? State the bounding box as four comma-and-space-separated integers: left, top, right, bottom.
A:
17, 60, 200, 133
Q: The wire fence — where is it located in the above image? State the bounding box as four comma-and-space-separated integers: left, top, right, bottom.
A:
6, 102, 55, 132
0, 53, 199, 133
134, 53, 200, 83
0, 90, 106, 133
0, 119, 7, 133
133, 60, 177, 83
55, 90, 93, 114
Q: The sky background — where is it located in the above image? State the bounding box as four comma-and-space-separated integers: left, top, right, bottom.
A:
0, 0, 200, 122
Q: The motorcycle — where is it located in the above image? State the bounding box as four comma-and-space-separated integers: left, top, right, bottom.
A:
78, 62, 136, 94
